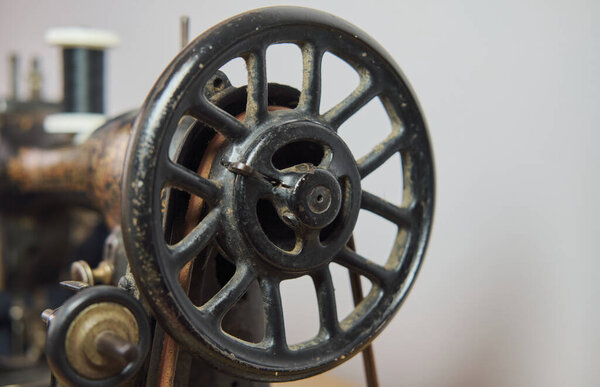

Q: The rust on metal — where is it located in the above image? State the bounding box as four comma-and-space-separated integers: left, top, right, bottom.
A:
3, 115, 133, 228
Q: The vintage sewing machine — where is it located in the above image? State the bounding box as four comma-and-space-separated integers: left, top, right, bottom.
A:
0, 6, 434, 386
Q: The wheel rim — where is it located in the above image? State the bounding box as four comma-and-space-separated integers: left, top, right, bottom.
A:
122, 6, 434, 381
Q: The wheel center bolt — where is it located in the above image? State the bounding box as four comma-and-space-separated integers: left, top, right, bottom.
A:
308, 185, 332, 214
285, 169, 342, 229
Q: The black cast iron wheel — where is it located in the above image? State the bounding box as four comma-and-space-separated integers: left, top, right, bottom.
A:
122, 6, 434, 381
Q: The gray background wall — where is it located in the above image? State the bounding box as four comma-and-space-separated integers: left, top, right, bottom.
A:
1, 0, 598, 386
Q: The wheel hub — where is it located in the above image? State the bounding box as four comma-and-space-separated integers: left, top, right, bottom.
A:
284, 166, 341, 228
218, 118, 361, 274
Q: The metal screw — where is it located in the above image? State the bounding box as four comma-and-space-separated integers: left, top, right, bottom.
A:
281, 211, 299, 227
223, 161, 289, 187
41, 308, 55, 326
308, 185, 332, 214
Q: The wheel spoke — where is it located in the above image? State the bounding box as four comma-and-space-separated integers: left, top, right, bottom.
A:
334, 248, 392, 287
169, 115, 197, 161
164, 160, 220, 203
200, 264, 255, 320
189, 96, 249, 140
245, 48, 268, 124
361, 190, 413, 227
168, 208, 220, 269
298, 42, 324, 114
260, 277, 286, 350
301, 229, 322, 254
357, 130, 407, 178
312, 267, 340, 336
322, 76, 378, 130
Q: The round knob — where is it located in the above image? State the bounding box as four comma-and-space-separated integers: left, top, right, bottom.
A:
285, 167, 342, 229
45, 286, 150, 386
70, 260, 114, 286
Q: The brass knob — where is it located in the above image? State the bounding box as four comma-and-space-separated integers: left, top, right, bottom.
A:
65, 302, 139, 379
45, 286, 150, 385
70, 260, 114, 286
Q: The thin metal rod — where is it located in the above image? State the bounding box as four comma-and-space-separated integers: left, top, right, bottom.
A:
28, 57, 41, 101
95, 331, 139, 366
9, 54, 18, 100
347, 238, 379, 387
180, 16, 190, 49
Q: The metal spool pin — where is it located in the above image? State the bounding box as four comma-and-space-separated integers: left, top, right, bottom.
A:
9, 54, 18, 100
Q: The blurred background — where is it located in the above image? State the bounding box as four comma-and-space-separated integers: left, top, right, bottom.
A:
0, 0, 598, 386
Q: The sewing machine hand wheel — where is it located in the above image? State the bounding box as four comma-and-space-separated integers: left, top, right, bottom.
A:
122, 6, 434, 381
